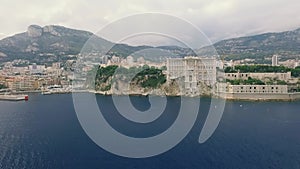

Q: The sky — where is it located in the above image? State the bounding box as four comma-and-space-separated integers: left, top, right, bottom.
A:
1, 0, 300, 46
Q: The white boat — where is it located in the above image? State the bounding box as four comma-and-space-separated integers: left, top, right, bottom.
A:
42, 91, 52, 95
0, 95, 29, 101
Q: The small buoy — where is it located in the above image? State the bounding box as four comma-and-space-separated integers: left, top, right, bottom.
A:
239, 104, 242, 107
24, 95, 29, 101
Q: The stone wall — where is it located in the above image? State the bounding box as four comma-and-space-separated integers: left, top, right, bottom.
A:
217, 92, 300, 101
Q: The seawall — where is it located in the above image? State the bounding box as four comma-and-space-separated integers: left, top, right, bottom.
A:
216, 92, 300, 101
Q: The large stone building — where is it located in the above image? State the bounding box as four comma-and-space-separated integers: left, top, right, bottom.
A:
217, 83, 288, 94
166, 56, 217, 95
225, 72, 291, 81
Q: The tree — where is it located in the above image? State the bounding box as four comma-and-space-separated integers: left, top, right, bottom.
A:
0, 84, 7, 89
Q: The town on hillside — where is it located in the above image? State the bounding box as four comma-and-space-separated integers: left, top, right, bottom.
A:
1, 54, 300, 100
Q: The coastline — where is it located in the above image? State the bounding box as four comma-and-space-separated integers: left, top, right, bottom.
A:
89, 90, 300, 102
216, 92, 300, 102
7, 90, 300, 102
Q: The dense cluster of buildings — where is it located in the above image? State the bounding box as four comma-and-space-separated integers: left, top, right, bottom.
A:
1, 53, 299, 99
166, 55, 299, 98
0, 62, 70, 92
226, 55, 300, 69
80, 53, 164, 68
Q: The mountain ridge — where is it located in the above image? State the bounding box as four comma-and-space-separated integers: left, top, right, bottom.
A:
210, 27, 300, 61
0, 24, 299, 64
0, 24, 194, 63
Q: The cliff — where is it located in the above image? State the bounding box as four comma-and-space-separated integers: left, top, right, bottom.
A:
86, 65, 213, 97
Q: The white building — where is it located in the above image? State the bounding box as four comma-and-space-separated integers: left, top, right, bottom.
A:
279, 59, 299, 68
167, 56, 217, 95
126, 56, 134, 65
137, 57, 145, 64
111, 55, 120, 63
52, 62, 61, 69
28, 64, 46, 74
272, 55, 279, 66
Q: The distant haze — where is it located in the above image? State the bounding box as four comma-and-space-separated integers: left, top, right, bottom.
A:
1, 0, 300, 46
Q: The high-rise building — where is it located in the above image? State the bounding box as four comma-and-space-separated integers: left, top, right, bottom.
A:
272, 55, 278, 66
166, 56, 217, 95
102, 55, 109, 64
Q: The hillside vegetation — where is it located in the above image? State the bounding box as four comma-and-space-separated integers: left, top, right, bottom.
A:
225, 65, 300, 77
86, 65, 166, 91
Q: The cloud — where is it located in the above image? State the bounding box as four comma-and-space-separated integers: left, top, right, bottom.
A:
0, 0, 299, 46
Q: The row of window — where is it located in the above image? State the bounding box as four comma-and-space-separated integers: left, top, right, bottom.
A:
238, 86, 281, 90
235, 90, 285, 93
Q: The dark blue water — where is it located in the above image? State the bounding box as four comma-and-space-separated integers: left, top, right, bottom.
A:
0, 94, 300, 169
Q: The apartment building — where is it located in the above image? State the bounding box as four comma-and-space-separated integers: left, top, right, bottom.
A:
6, 76, 38, 91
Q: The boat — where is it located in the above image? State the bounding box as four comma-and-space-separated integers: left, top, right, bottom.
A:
0, 95, 29, 101
42, 91, 52, 95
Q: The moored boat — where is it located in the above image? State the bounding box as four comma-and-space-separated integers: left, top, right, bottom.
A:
0, 95, 29, 101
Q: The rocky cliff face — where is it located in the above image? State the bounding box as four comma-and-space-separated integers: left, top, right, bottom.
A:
43, 26, 61, 36
27, 25, 63, 38
27, 25, 43, 37
95, 77, 213, 97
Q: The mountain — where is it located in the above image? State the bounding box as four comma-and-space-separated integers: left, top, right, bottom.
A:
0, 25, 192, 64
210, 28, 300, 61
0, 25, 110, 63
0, 25, 299, 64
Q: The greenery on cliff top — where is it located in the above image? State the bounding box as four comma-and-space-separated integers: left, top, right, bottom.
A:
86, 65, 166, 91
225, 65, 300, 77
226, 77, 288, 85
226, 77, 265, 85
131, 65, 166, 88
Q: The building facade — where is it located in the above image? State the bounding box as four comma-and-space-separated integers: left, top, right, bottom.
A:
272, 55, 279, 66
6, 76, 37, 91
167, 56, 217, 95
217, 83, 288, 94
225, 72, 291, 81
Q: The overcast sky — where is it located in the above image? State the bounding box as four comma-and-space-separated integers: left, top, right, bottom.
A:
1, 0, 300, 45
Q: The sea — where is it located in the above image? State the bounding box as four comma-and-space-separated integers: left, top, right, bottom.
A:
0, 93, 300, 169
